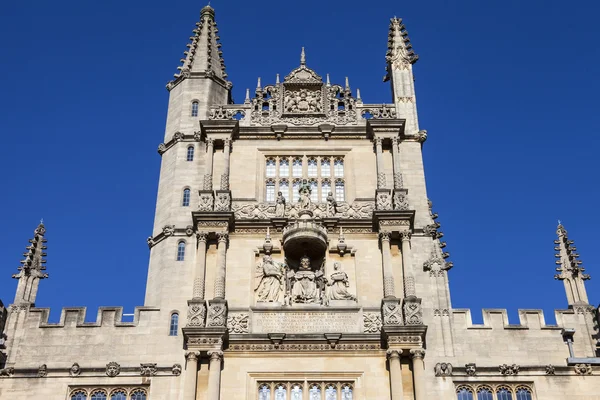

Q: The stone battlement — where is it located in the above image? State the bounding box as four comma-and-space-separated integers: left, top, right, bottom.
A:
25, 306, 160, 328
450, 308, 580, 331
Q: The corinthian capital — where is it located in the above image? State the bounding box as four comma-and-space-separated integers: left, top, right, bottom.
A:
217, 232, 229, 243
410, 348, 426, 359
379, 231, 392, 242
399, 231, 412, 242
208, 350, 224, 362
196, 231, 208, 242
386, 349, 401, 359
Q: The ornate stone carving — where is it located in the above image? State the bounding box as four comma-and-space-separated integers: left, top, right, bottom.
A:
423, 224, 443, 239
377, 173, 387, 189
198, 191, 214, 212
423, 247, 453, 277
162, 225, 175, 237
326, 192, 337, 217
298, 179, 312, 210
208, 106, 246, 120
69, 363, 81, 377
173, 132, 184, 142
214, 191, 231, 212
499, 364, 520, 375
193, 131, 202, 142
185, 225, 194, 236
254, 255, 285, 303
363, 312, 382, 333
545, 364, 556, 375
574, 364, 592, 375
220, 174, 229, 191
157, 143, 167, 155
206, 300, 228, 328
105, 362, 120, 377
376, 191, 392, 211
410, 348, 425, 359
172, 364, 182, 376
0, 367, 14, 377
229, 343, 380, 352
361, 105, 397, 119
434, 362, 453, 377
146, 236, 155, 249
208, 350, 224, 361
325, 262, 357, 304
403, 297, 422, 325
232, 201, 375, 220
185, 351, 199, 362
275, 192, 286, 217
465, 363, 477, 376
37, 364, 47, 378
288, 256, 325, 305
382, 298, 403, 326
187, 300, 206, 327
140, 363, 157, 376
227, 313, 249, 334
393, 190, 410, 211
203, 174, 213, 191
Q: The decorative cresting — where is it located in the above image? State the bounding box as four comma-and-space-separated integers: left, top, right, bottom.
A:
167, 5, 230, 90
554, 223, 591, 306
383, 17, 418, 81
12, 222, 48, 307
281, 212, 328, 260
249, 48, 358, 126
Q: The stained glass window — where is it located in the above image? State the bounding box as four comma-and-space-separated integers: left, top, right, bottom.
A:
334, 158, 344, 177
266, 179, 276, 202
321, 179, 331, 202
169, 313, 178, 336
335, 179, 345, 201
275, 384, 286, 400
341, 384, 353, 400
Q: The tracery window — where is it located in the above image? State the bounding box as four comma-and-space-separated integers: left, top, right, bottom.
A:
264, 156, 345, 203
309, 384, 321, 400
477, 387, 494, 400
191, 101, 199, 117
325, 384, 337, 400
71, 391, 87, 400
169, 312, 179, 336
91, 390, 108, 400
515, 388, 532, 400
182, 188, 191, 207
457, 386, 474, 400
110, 391, 127, 400
258, 382, 353, 400
340, 384, 353, 400
497, 387, 513, 400
70, 388, 147, 400
130, 390, 147, 400
177, 241, 186, 261
290, 383, 302, 400
258, 384, 271, 400
455, 385, 534, 400
187, 146, 195, 161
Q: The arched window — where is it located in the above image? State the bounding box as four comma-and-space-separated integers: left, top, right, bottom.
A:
325, 384, 337, 400
477, 387, 494, 400
110, 391, 127, 400
279, 179, 289, 201
258, 384, 271, 400
191, 101, 199, 117
177, 241, 186, 261
515, 387, 532, 400
182, 188, 191, 207
335, 179, 345, 201
321, 158, 331, 176
91, 390, 107, 400
321, 179, 331, 202
71, 391, 87, 400
340, 384, 353, 400
130, 390, 147, 400
309, 384, 321, 400
292, 158, 302, 177
334, 158, 344, 177
279, 158, 289, 176
497, 387, 513, 400
187, 146, 195, 161
290, 383, 302, 400
309, 179, 318, 203
266, 158, 276, 177
307, 158, 317, 177
169, 313, 179, 336
457, 386, 474, 400
266, 179, 276, 202
274, 383, 287, 400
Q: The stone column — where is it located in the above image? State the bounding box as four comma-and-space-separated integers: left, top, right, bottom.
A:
375, 137, 386, 189
380, 231, 396, 298
391, 137, 402, 189
193, 232, 208, 299
213, 233, 229, 299
410, 349, 426, 400
204, 138, 215, 190
207, 351, 223, 400
399, 231, 412, 297
221, 138, 231, 190
387, 350, 404, 400
183, 351, 199, 400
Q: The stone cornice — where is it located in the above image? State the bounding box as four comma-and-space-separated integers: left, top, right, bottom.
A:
227, 332, 381, 353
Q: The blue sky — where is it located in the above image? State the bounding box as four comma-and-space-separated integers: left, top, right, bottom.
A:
1, 0, 598, 324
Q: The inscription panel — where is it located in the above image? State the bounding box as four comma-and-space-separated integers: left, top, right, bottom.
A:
252, 310, 361, 333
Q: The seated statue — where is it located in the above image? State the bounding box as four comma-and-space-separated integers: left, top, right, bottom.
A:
326, 262, 356, 304
288, 256, 322, 304
254, 255, 285, 303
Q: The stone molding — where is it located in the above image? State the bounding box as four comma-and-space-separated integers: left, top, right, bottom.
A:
0, 363, 181, 379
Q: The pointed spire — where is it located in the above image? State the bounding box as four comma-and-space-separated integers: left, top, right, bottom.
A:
256, 77, 262, 89
12, 222, 49, 305
300, 47, 306, 66
345, 76, 351, 91
167, 4, 230, 89
554, 223, 590, 306
276, 74, 280, 84
384, 17, 418, 82
356, 88, 362, 100
244, 88, 250, 104
326, 73, 331, 87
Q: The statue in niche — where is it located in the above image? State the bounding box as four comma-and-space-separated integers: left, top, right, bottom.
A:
326, 191, 337, 216
325, 262, 356, 304
275, 191, 286, 217
288, 255, 323, 304
298, 179, 312, 209
254, 255, 285, 303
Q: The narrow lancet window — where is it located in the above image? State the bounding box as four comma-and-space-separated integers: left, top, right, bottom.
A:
497, 388, 513, 400
292, 158, 302, 177
334, 158, 344, 177
266, 158, 276, 177
325, 384, 337, 400
258, 384, 271, 400
307, 158, 317, 177
516, 388, 532, 400
182, 188, 191, 207
335, 179, 345, 201
279, 158, 289, 176
309, 384, 321, 400
187, 146, 195, 161
191, 101, 199, 117
169, 313, 179, 336
341, 384, 353, 400
321, 158, 331, 176
266, 179, 276, 202
477, 388, 493, 400
177, 241, 186, 261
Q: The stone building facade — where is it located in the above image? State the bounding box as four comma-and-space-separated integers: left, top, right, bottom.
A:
1, 5, 599, 400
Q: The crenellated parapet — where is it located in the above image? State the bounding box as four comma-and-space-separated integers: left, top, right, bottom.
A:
25, 306, 160, 328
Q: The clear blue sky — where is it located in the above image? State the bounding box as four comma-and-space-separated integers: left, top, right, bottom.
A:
1, 0, 598, 323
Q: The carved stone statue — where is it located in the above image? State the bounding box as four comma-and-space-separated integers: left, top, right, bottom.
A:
326, 262, 356, 303
254, 255, 285, 303
275, 191, 286, 217
326, 191, 337, 216
298, 179, 312, 209
288, 256, 322, 304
